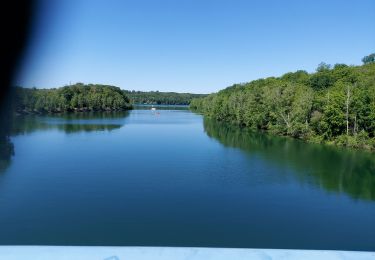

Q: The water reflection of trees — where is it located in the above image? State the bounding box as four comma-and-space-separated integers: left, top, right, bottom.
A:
203, 118, 375, 201
0, 111, 130, 172
11, 111, 129, 135
0, 133, 14, 172
0, 101, 14, 172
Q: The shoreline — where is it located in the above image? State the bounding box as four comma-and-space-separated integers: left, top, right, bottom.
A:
195, 112, 375, 152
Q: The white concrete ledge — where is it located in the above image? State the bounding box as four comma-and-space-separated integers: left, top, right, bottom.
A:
0, 246, 374, 260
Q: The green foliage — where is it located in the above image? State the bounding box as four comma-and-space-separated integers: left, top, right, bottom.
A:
13, 83, 132, 113
316, 62, 331, 72
309, 71, 335, 90
124, 90, 206, 105
191, 60, 375, 150
13, 84, 205, 113
362, 53, 375, 64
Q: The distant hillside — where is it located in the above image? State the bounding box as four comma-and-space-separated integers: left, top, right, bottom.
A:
123, 90, 207, 105
10, 84, 207, 113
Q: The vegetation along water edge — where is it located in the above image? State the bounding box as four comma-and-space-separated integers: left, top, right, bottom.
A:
190, 54, 375, 150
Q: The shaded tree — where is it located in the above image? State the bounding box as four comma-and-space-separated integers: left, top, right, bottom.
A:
362, 53, 375, 64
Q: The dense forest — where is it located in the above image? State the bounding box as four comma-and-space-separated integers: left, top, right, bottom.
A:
191, 54, 375, 150
124, 90, 206, 105
11, 84, 205, 113
12, 83, 132, 113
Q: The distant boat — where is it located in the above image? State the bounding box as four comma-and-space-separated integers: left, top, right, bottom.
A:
151, 107, 156, 111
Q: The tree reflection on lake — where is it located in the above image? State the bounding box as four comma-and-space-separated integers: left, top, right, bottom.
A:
203, 118, 375, 201
0, 111, 130, 172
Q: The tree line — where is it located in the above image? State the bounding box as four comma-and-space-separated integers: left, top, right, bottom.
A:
190, 54, 375, 150
123, 90, 207, 105
12, 83, 132, 113
11, 84, 206, 113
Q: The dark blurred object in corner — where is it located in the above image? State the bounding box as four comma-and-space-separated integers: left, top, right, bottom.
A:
0, 1, 35, 103
0, 1, 35, 169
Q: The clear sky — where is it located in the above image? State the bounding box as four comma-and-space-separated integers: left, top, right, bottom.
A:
15, 0, 375, 94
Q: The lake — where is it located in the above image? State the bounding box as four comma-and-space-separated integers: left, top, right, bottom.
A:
0, 108, 374, 251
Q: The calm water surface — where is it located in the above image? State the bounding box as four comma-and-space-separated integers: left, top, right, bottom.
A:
0, 108, 374, 250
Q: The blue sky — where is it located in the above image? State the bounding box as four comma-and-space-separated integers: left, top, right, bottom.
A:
15, 0, 375, 93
